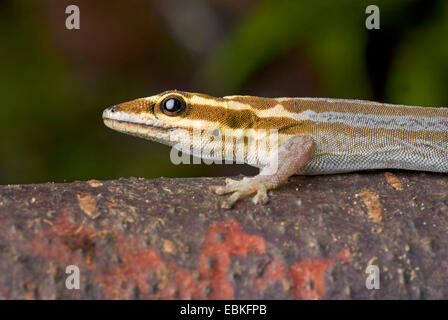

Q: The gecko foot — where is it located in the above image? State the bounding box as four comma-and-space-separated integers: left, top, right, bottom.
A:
210, 177, 270, 209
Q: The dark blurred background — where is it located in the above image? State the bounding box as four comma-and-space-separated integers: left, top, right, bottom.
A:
1, 0, 447, 184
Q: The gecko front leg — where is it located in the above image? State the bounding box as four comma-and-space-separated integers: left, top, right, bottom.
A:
210, 135, 316, 209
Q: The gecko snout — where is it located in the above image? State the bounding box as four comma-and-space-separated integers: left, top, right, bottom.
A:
102, 105, 118, 121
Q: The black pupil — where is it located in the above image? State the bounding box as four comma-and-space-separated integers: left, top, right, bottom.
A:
164, 98, 182, 112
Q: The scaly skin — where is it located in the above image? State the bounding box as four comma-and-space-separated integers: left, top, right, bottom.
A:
103, 90, 448, 208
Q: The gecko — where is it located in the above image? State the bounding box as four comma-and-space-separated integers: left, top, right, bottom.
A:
103, 90, 448, 208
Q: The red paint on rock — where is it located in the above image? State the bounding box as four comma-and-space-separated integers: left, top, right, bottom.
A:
289, 257, 333, 299
30, 209, 98, 270
27, 210, 350, 300
254, 249, 350, 299
197, 219, 266, 299
97, 244, 196, 299
98, 218, 266, 299
254, 259, 288, 292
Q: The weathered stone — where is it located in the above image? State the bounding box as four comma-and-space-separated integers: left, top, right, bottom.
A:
0, 171, 447, 299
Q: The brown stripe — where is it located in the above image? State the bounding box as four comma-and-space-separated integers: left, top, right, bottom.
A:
225, 96, 280, 110
278, 98, 448, 118
223, 95, 448, 118
186, 104, 300, 130
280, 120, 448, 143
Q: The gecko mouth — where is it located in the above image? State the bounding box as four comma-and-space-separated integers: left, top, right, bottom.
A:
102, 108, 197, 134
102, 108, 170, 130
102, 109, 197, 147
103, 118, 172, 134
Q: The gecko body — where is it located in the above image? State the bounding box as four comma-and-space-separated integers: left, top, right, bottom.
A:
103, 90, 448, 208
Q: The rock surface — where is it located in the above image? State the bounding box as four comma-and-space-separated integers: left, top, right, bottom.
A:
0, 171, 447, 299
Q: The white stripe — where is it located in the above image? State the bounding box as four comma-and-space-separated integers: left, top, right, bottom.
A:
193, 95, 251, 111
252, 104, 293, 118
299, 97, 446, 110
293, 110, 448, 132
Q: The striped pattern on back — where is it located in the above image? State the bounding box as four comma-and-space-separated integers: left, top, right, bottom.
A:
103, 91, 448, 174
271, 98, 448, 174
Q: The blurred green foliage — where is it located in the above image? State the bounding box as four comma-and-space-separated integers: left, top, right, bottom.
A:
0, 0, 447, 184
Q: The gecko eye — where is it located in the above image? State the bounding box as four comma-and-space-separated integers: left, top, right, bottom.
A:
160, 96, 186, 116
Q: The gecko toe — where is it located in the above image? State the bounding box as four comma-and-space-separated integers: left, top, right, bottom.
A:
213, 177, 271, 208
210, 185, 227, 194
221, 191, 243, 209
252, 186, 269, 205
210, 178, 246, 195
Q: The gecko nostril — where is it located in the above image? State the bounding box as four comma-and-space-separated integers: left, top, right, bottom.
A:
110, 105, 117, 113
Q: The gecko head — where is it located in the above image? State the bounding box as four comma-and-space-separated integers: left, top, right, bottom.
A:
102, 90, 252, 150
